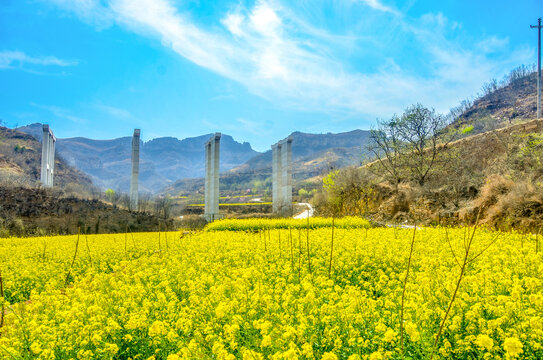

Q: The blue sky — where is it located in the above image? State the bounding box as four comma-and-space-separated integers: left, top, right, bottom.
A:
0, 0, 540, 151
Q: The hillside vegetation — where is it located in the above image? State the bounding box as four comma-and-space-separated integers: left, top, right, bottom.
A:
314, 66, 543, 232
451, 64, 538, 133
0, 186, 174, 237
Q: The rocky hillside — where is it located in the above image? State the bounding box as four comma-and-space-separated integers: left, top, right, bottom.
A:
451, 66, 538, 133
0, 126, 94, 191
17, 124, 259, 193
314, 65, 543, 230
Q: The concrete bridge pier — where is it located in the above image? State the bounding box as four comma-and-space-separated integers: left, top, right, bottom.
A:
40, 124, 56, 187
130, 129, 140, 211
205, 133, 221, 222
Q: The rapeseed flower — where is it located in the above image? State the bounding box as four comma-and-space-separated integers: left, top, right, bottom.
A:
0, 226, 541, 359
503, 337, 523, 358
475, 334, 494, 351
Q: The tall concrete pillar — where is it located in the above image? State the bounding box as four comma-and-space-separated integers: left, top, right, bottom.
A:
205, 141, 211, 217
41, 130, 49, 184
40, 124, 56, 187
271, 143, 283, 213
280, 137, 293, 215
205, 133, 221, 221
130, 129, 140, 211
272, 136, 293, 215
49, 135, 56, 186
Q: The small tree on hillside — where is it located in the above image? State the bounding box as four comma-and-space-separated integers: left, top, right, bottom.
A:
320, 167, 377, 216
368, 104, 452, 187
367, 115, 408, 188
105, 189, 117, 205
138, 193, 152, 213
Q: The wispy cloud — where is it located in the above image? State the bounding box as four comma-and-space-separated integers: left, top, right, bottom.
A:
201, 117, 273, 143
31, 103, 87, 123
236, 118, 273, 136
44, 0, 114, 29
358, 0, 399, 14
0, 50, 78, 72
94, 103, 132, 119
42, 0, 533, 118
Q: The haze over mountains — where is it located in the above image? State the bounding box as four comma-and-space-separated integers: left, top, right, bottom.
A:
232, 130, 371, 172
17, 124, 371, 194
163, 130, 372, 195
18, 124, 258, 193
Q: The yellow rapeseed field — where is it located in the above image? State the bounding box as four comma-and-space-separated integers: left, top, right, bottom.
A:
205, 217, 371, 231
0, 222, 541, 359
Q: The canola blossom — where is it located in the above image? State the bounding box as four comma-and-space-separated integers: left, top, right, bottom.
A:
0, 224, 541, 359
204, 217, 371, 231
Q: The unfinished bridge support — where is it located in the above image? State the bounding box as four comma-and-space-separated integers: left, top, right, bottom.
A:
271, 136, 293, 215
130, 129, 140, 211
205, 133, 221, 222
40, 124, 56, 187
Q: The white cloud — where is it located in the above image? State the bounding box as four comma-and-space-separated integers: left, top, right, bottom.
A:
44, 0, 114, 28
0, 50, 78, 70
477, 36, 510, 54
358, 0, 399, 14
222, 12, 245, 36
249, 2, 282, 36
42, 0, 533, 119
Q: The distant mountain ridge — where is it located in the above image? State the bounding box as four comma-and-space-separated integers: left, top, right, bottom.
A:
163, 129, 372, 195
17, 124, 259, 193
232, 130, 371, 173
17, 124, 372, 195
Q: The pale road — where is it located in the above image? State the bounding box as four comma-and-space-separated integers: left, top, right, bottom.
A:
293, 203, 314, 219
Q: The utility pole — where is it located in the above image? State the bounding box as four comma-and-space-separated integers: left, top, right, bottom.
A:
531, 18, 542, 119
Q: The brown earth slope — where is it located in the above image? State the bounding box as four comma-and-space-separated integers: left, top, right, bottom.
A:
0, 186, 172, 236
452, 71, 538, 133
0, 126, 94, 190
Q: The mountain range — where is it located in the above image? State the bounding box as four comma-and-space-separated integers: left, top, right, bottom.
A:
17, 124, 259, 193
17, 124, 371, 194
163, 130, 372, 195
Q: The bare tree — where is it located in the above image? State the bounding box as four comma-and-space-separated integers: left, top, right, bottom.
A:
367, 115, 408, 189
138, 193, 152, 213
154, 196, 173, 219
368, 104, 452, 187
448, 98, 473, 124
481, 78, 499, 96
399, 104, 450, 186
322, 167, 377, 216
